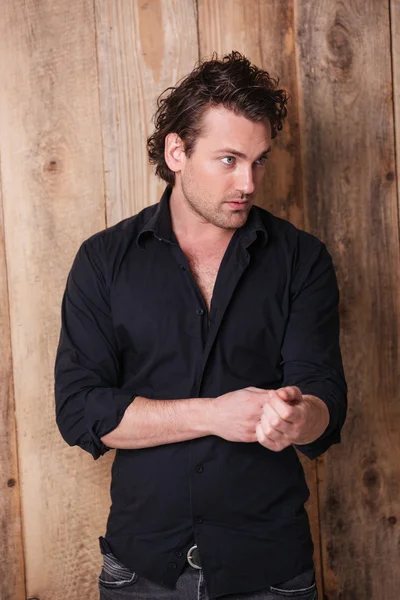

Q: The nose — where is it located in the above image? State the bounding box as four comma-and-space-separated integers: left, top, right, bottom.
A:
236, 166, 255, 196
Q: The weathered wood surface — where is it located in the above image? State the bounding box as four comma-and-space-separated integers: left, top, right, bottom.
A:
0, 174, 25, 600
0, 1, 110, 598
296, 0, 400, 598
94, 0, 199, 226
391, 0, 400, 203
198, 1, 323, 595
1, 0, 399, 598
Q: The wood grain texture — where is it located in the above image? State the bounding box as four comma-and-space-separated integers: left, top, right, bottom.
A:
295, 0, 400, 598
0, 1, 111, 598
0, 169, 25, 600
198, 1, 323, 594
94, 0, 199, 225
391, 0, 400, 205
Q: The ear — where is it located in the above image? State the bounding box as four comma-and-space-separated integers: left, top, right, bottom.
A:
164, 133, 185, 174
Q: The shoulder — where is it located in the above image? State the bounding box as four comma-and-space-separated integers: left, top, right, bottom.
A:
85, 203, 157, 249
254, 205, 331, 263
255, 205, 324, 252
76, 203, 158, 282
253, 206, 335, 286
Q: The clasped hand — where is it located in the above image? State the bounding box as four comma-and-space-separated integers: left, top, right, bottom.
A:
212, 386, 329, 450
254, 386, 322, 451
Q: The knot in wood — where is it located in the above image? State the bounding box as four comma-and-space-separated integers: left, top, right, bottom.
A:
327, 19, 353, 73
362, 467, 381, 490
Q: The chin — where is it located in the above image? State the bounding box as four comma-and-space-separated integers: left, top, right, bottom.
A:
224, 214, 248, 229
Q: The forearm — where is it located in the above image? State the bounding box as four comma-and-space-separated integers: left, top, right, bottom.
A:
100, 395, 214, 450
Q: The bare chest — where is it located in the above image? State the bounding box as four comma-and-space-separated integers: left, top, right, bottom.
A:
184, 247, 227, 311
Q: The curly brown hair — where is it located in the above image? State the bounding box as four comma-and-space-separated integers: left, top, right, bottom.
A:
147, 51, 289, 186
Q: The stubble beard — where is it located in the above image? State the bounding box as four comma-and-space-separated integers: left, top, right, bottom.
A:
181, 176, 250, 231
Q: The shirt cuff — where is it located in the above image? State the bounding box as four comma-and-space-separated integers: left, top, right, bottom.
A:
85, 389, 136, 458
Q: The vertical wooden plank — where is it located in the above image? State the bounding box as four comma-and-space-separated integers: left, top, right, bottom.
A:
391, 0, 400, 191
95, 0, 200, 225
295, 1, 400, 598
0, 2, 110, 599
198, 1, 323, 594
0, 174, 25, 599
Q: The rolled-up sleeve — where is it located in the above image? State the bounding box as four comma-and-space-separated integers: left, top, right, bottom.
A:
54, 238, 135, 459
281, 239, 347, 459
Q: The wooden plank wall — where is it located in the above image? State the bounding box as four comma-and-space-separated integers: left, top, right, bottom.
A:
0, 1, 399, 599
296, 1, 400, 597
0, 165, 25, 599
0, 2, 109, 599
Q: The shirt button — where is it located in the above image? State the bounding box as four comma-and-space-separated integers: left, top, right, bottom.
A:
179, 264, 186, 270
195, 464, 204, 473
168, 562, 177, 569
175, 551, 183, 557
195, 517, 203, 524
196, 308, 204, 316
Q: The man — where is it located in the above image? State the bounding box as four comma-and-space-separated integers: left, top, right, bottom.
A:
55, 51, 347, 599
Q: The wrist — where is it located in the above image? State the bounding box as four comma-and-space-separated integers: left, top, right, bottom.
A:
308, 395, 330, 435
193, 397, 217, 437
297, 394, 330, 444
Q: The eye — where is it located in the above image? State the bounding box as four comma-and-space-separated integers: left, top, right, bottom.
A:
221, 156, 236, 166
255, 155, 268, 166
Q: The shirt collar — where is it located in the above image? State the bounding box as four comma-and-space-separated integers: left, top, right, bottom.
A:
136, 186, 268, 250
237, 200, 269, 250
136, 186, 176, 249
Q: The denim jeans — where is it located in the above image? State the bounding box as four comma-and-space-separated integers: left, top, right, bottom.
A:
98, 550, 317, 600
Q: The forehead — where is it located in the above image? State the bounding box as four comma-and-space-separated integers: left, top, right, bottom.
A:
198, 105, 271, 150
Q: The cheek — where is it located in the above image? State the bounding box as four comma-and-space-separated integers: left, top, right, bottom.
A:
202, 160, 225, 176
199, 163, 233, 190
187, 160, 220, 185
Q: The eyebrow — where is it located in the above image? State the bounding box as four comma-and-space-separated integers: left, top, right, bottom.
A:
213, 147, 272, 159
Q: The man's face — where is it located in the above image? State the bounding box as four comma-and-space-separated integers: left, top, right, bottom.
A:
177, 106, 272, 230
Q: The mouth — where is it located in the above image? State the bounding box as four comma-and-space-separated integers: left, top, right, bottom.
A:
225, 200, 250, 210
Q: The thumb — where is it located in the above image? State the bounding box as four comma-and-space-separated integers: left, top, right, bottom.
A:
276, 386, 302, 405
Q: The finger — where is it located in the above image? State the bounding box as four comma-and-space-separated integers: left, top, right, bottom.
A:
277, 386, 302, 404
260, 412, 293, 445
257, 422, 279, 446
260, 413, 282, 441
256, 423, 290, 452
261, 404, 292, 436
267, 390, 299, 423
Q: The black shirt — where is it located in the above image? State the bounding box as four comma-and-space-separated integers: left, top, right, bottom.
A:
55, 186, 347, 598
